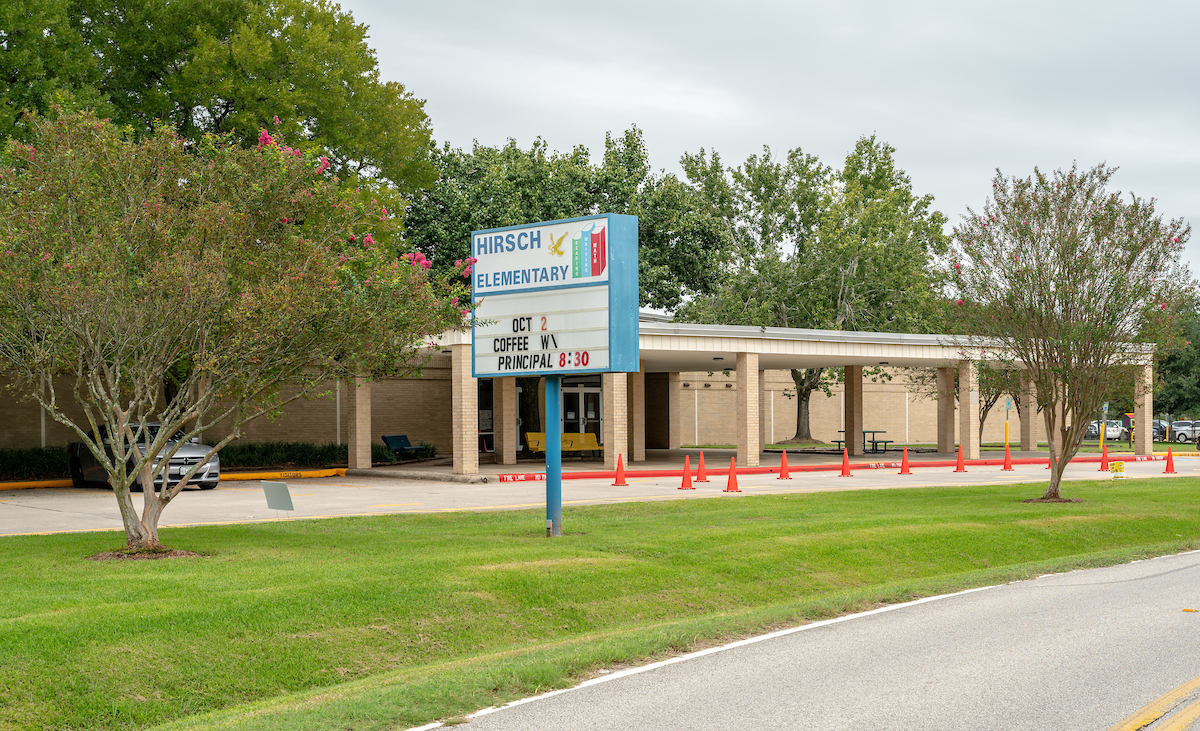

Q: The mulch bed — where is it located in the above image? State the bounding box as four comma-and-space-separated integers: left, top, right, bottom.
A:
1022, 497, 1085, 503
89, 549, 205, 561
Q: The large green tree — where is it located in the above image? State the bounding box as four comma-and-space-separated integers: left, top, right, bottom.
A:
404, 128, 729, 438
680, 136, 949, 441
0, 0, 109, 140
948, 163, 1193, 500
0, 113, 467, 549
406, 127, 726, 311
5, 0, 433, 194
1148, 304, 1200, 417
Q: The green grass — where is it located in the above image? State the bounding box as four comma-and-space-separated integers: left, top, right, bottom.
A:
4, 478, 1200, 731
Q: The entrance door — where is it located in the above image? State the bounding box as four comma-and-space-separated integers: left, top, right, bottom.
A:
561, 388, 602, 442
563, 391, 582, 434
582, 391, 602, 443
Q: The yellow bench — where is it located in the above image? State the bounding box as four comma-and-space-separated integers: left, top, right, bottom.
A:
525, 432, 602, 453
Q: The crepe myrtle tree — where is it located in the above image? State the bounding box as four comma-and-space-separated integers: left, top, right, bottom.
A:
948, 163, 1193, 501
0, 113, 469, 549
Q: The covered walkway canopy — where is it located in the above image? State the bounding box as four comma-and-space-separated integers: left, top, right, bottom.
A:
343, 320, 1155, 474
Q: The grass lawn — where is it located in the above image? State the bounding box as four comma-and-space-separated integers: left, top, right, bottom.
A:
4, 478, 1200, 731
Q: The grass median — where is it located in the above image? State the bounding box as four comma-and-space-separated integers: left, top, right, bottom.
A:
4, 477, 1200, 731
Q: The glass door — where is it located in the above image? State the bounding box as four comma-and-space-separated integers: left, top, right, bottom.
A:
581, 390, 602, 443
562, 391, 582, 434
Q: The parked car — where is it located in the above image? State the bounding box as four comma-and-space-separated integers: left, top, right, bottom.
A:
1152, 420, 1169, 442
1169, 421, 1199, 443
68, 423, 219, 490
1086, 420, 1129, 440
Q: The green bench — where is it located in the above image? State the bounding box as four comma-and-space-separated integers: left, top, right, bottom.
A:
381, 434, 422, 460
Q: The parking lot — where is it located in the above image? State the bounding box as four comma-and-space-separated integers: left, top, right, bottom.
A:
2, 455, 1196, 538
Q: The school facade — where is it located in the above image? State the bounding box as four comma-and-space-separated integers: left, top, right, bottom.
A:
2, 318, 1156, 466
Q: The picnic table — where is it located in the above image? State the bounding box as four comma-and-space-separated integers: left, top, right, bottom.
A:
836, 430, 894, 453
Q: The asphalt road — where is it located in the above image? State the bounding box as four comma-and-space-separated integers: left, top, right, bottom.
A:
440, 550, 1200, 731
1, 457, 1196, 537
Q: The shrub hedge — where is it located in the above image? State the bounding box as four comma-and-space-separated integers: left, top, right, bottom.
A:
0, 446, 70, 481
0, 441, 437, 481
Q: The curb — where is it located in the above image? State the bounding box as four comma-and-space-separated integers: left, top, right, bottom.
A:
221, 468, 347, 481
346, 468, 491, 485
496, 453, 1172, 482
0, 469, 348, 491
0, 479, 73, 490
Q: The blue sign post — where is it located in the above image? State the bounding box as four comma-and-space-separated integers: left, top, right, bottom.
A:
545, 376, 562, 535
471, 213, 638, 537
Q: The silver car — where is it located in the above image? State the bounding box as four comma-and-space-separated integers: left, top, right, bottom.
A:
1170, 421, 1198, 443
1087, 420, 1129, 440
68, 423, 219, 490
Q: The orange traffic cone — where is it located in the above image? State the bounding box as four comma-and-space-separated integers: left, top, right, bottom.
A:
1166, 446, 1177, 474
695, 451, 710, 482
839, 448, 852, 477
613, 454, 627, 486
899, 447, 912, 475
1098, 444, 1109, 472
1003, 442, 1014, 471
953, 445, 967, 473
679, 455, 694, 489
778, 449, 791, 480
724, 457, 741, 492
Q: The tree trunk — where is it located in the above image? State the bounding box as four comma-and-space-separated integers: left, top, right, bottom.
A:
1041, 407, 1064, 499
517, 376, 541, 448
790, 368, 824, 441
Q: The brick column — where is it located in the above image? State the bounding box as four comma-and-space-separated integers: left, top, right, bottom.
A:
450, 344, 478, 475
1020, 371, 1036, 451
936, 366, 956, 453
958, 360, 980, 460
759, 369, 767, 452
667, 372, 683, 449
347, 377, 372, 469
602, 371, 628, 469
628, 364, 646, 462
494, 376, 517, 465
736, 353, 760, 466
1134, 364, 1153, 457
844, 365, 864, 456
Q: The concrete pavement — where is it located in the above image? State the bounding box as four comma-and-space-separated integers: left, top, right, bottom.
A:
1, 453, 1196, 537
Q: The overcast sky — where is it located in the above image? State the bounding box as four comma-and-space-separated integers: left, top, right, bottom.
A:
341, 0, 1200, 272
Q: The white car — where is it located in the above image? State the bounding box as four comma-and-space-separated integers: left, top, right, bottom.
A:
1087, 420, 1129, 440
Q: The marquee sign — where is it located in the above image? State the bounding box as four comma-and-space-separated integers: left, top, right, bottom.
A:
471, 213, 638, 378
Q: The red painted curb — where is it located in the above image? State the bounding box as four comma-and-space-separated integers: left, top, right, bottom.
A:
495, 453, 1166, 482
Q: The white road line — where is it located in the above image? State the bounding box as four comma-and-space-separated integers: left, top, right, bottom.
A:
404, 584, 1000, 730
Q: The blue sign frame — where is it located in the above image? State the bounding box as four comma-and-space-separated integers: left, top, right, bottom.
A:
470, 213, 639, 377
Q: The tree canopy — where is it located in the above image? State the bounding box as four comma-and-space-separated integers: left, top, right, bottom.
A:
679, 136, 949, 441
1151, 303, 1200, 417
948, 163, 1193, 499
0, 113, 467, 549
404, 127, 728, 313
3, 0, 434, 194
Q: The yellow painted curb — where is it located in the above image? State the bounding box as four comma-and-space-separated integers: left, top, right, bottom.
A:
0, 479, 73, 490
220, 468, 347, 481
0, 469, 347, 490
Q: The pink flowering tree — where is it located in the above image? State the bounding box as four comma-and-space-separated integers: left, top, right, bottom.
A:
948, 163, 1194, 500
0, 113, 469, 550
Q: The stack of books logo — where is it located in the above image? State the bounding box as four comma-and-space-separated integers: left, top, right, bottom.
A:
570, 223, 607, 279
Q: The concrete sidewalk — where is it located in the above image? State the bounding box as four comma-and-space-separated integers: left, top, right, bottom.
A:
365, 446, 1174, 481
1, 453, 1196, 538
